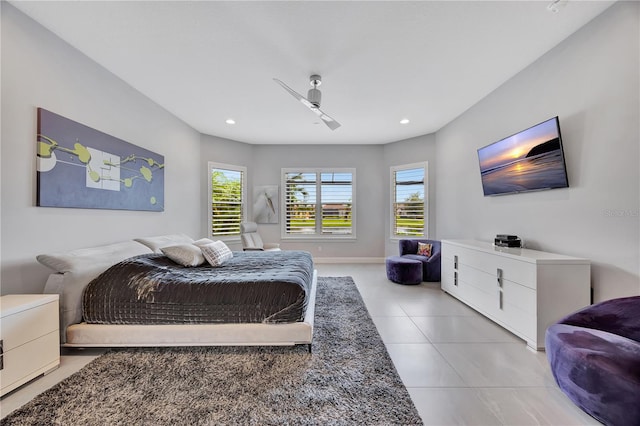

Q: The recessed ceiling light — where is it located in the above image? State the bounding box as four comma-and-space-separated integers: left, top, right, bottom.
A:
225, 118, 236, 125
400, 118, 410, 125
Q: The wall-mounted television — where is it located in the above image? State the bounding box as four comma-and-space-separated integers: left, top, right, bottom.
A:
477, 116, 569, 196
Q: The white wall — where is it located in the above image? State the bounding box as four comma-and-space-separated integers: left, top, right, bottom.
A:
247, 144, 386, 260
383, 134, 437, 256
199, 134, 254, 251
200, 137, 436, 260
1, 4, 202, 294
3, 2, 637, 303
435, 2, 639, 302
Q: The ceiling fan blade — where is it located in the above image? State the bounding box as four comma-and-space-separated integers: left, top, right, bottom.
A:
273, 78, 306, 103
274, 77, 341, 131
311, 107, 341, 130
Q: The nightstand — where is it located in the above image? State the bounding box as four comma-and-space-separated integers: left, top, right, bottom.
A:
1, 294, 60, 396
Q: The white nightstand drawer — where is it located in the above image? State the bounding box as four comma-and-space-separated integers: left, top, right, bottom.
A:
0, 330, 59, 395
1, 300, 58, 351
0, 294, 60, 396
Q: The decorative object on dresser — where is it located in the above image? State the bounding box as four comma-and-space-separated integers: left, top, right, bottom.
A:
0, 295, 60, 396
545, 296, 640, 426
494, 234, 522, 248
441, 239, 590, 350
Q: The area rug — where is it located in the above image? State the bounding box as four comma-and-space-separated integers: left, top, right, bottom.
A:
1, 277, 423, 425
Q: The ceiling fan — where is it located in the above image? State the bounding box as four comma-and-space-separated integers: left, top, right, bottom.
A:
273, 75, 341, 131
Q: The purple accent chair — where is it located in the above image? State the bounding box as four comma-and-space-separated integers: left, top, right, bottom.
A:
398, 239, 442, 282
545, 296, 640, 426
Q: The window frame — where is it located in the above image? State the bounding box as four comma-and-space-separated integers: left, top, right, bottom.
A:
390, 162, 428, 240
208, 161, 247, 241
281, 167, 356, 241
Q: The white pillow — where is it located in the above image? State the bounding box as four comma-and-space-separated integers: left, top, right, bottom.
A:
134, 234, 194, 253
37, 240, 152, 273
160, 244, 205, 267
201, 241, 233, 267
193, 238, 215, 247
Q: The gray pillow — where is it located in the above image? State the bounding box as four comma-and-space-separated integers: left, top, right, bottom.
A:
161, 244, 205, 267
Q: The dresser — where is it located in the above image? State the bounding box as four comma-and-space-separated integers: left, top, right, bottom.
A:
441, 240, 590, 350
1, 294, 60, 396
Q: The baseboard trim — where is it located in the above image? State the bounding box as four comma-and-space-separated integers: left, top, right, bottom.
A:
313, 257, 385, 264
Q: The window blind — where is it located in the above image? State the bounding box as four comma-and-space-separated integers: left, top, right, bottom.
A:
284, 170, 354, 237
210, 167, 244, 237
393, 166, 425, 237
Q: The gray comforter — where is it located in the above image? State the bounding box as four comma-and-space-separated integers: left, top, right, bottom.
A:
82, 250, 314, 325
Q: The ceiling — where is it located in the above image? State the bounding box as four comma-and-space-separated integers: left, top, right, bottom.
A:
10, 1, 615, 145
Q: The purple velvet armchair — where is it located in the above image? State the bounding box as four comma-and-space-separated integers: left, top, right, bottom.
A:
398, 239, 441, 282
545, 296, 640, 426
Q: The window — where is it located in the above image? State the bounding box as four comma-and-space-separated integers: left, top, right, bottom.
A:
208, 162, 246, 239
391, 162, 427, 238
282, 168, 355, 239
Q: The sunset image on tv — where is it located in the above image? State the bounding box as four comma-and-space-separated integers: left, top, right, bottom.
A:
477, 117, 569, 196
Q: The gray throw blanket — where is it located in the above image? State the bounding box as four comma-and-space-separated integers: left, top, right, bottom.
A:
82, 250, 314, 325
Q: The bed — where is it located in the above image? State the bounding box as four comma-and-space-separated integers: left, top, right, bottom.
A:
38, 234, 317, 350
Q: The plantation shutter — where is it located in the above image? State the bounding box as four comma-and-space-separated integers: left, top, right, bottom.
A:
284, 172, 317, 235
211, 167, 244, 236
283, 169, 355, 237
321, 172, 353, 235
393, 166, 425, 236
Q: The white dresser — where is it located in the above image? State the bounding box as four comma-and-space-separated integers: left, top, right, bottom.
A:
441, 240, 590, 350
1, 294, 60, 396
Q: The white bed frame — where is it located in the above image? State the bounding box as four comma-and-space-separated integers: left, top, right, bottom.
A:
39, 236, 317, 351
63, 270, 317, 351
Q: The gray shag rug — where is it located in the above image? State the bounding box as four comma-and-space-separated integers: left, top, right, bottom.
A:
1, 277, 422, 425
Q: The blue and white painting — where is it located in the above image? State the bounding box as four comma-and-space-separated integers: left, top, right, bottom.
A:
36, 108, 165, 211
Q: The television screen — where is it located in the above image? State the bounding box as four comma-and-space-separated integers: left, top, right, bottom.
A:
477, 117, 569, 196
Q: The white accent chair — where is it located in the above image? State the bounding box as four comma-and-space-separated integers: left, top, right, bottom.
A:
240, 222, 281, 251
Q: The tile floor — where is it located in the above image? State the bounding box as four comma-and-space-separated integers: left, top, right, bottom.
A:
315, 263, 600, 426
1, 263, 601, 425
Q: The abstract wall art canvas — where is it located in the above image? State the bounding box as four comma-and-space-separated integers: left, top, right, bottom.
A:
253, 185, 278, 224
36, 108, 164, 211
